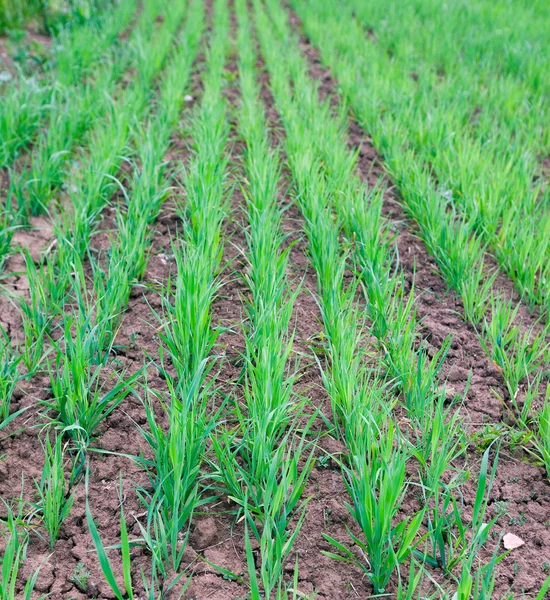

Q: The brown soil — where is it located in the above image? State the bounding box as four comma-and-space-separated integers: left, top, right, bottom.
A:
1, 2, 549, 600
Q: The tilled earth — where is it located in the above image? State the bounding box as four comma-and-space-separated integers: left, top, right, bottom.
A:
0, 1, 549, 599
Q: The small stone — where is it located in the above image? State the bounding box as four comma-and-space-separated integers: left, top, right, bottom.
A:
158, 252, 174, 264
503, 532, 525, 550
184, 94, 193, 102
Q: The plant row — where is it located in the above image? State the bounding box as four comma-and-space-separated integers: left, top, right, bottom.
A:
87, 0, 233, 595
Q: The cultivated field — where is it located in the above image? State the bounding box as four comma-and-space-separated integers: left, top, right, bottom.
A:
0, 0, 549, 598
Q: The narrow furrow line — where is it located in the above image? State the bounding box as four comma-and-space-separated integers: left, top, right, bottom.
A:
252, 49, 365, 600
84, 1, 237, 596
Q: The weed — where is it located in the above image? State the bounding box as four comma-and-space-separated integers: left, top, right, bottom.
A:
68, 562, 91, 593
